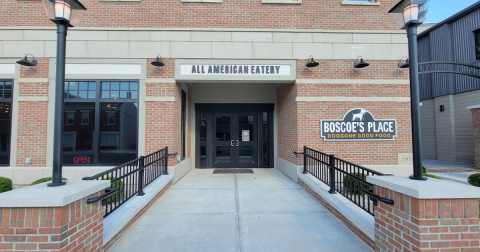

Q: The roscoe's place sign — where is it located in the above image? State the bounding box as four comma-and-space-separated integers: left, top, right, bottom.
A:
321, 108, 397, 141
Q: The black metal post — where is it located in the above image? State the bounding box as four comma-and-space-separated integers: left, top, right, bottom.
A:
406, 24, 427, 181
164, 147, 169, 175
137, 156, 145, 196
303, 146, 308, 174
328, 154, 336, 194
48, 23, 68, 187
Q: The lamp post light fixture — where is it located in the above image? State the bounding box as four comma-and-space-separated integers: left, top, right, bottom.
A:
16, 54, 37, 67
389, 0, 431, 180
354, 56, 369, 68
42, 0, 87, 187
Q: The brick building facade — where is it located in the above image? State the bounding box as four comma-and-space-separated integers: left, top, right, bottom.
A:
0, 0, 412, 184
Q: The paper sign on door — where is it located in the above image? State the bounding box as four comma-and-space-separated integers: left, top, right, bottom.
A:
242, 130, 250, 141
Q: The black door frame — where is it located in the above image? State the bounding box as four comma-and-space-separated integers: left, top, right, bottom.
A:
195, 103, 274, 168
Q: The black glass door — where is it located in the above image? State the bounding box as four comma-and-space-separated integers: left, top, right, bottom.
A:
196, 104, 274, 169
211, 112, 258, 168
235, 112, 258, 168
212, 113, 235, 168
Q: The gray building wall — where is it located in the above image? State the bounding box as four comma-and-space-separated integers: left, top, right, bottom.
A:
454, 90, 480, 163
420, 99, 436, 159
420, 90, 480, 163
418, 4, 480, 163
434, 95, 456, 161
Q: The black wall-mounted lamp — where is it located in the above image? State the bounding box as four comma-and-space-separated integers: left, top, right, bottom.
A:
306, 55, 319, 68
151, 55, 165, 67
16, 53, 37, 66
354, 56, 369, 68
398, 56, 410, 68
440, 105, 444, 112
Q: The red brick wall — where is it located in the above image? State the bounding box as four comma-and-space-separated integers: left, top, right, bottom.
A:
145, 58, 181, 165
16, 58, 50, 167
15, 101, 49, 167
472, 108, 480, 169
374, 186, 480, 252
0, 191, 104, 252
294, 59, 411, 165
297, 60, 409, 80
277, 83, 299, 164
19, 58, 49, 79
1, 0, 400, 30
297, 102, 412, 165
146, 58, 175, 80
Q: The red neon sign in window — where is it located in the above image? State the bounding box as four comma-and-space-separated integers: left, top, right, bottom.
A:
74, 155, 91, 165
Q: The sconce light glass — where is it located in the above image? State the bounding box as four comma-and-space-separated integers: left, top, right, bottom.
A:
398, 56, 410, 68
354, 56, 369, 68
16, 54, 37, 67
306, 55, 319, 68
151, 55, 165, 67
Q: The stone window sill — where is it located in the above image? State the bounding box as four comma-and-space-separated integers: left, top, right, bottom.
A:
262, 0, 302, 4
181, 0, 222, 2
341, 1, 380, 6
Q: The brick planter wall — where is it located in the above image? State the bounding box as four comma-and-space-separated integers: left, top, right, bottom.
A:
374, 185, 480, 252
0, 191, 104, 252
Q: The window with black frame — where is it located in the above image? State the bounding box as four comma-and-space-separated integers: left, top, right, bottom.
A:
475, 29, 480, 60
181, 90, 186, 160
0, 80, 12, 166
63, 81, 139, 166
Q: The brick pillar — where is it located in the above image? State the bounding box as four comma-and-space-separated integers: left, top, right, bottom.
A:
368, 176, 480, 252
0, 180, 109, 252
470, 107, 480, 169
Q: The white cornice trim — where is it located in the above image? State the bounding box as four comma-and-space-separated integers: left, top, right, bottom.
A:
145, 97, 176, 102
18, 78, 49, 83
17, 96, 49, 101
0, 27, 407, 34
295, 79, 409, 85
296, 96, 410, 102
145, 78, 176, 84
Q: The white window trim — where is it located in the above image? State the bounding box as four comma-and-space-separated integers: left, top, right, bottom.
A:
262, 0, 301, 4
341, 1, 380, 6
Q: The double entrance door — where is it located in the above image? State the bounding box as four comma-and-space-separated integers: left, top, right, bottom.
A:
213, 112, 258, 168
196, 104, 274, 169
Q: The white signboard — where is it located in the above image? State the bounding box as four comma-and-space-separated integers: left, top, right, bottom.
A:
180, 64, 291, 76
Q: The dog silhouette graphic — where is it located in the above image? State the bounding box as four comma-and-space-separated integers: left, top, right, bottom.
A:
352, 109, 368, 121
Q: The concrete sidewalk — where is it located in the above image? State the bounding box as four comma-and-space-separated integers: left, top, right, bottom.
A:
108, 168, 372, 252
423, 158, 478, 184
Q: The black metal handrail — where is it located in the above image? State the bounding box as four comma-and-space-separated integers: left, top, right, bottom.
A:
83, 147, 170, 217
86, 188, 119, 204
362, 189, 394, 206
298, 146, 386, 216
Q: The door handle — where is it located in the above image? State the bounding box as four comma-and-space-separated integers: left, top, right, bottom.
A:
235, 140, 239, 146
231, 140, 234, 146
